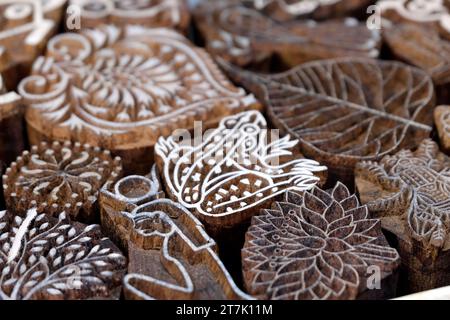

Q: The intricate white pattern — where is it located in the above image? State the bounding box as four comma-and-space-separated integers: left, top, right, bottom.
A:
70, 0, 188, 30
155, 110, 327, 227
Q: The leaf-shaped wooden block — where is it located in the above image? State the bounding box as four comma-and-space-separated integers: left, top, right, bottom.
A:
220, 57, 435, 182
194, 0, 380, 67
383, 23, 450, 85
242, 182, 400, 300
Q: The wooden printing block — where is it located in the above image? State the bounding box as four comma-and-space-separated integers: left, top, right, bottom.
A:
155, 110, 327, 234
0, 207, 126, 300
99, 165, 164, 249
2, 141, 122, 223
18, 25, 260, 174
0, 75, 24, 167
251, 0, 374, 22
242, 182, 400, 300
355, 139, 450, 293
434, 105, 450, 153
69, 0, 190, 33
0, 0, 66, 86
219, 57, 436, 185
193, 0, 381, 68
155, 109, 326, 285
373, 0, 450, 102
99, 179, 252, 300
374, 0, 450, 39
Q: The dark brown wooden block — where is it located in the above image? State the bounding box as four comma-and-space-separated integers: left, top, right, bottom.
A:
383, 23, 450, 86
3, 141, 122, 223
18, 25, 260, 174
0, 207, 126, 300
0, 78, 24, 167
252, 0, 374, 22
242, 182, 400, 300
435, 105, 450, 153
0, 0, 65, 78
355, 139, 450, 293
100, 179, 252, 300
69, 0, 190, 33
220, 57, 435, 184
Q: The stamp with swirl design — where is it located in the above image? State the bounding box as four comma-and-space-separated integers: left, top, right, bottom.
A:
69, 0, 190, 32
18, 25, 260, 173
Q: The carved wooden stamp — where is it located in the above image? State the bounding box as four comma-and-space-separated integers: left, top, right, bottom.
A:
100, 181, 251, 300
155, 110, 327, 232
18, 25, 259, 174
0, 0, 66, 79
220, 57, 435, 183
99, 166, 164, 249
70, 0, 190, 32
355, 139, 450, 292
375, 0, 450, 38
0, 208, 126, 300
3, 141, 122, 223
435, 105, 450, 152
242, 182, 400, 300
0, 76, 24, 167
375, 1, 450, 102
194, 1, 380, 67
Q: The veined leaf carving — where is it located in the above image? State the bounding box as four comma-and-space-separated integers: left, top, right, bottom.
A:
0, 208, 126, 300
194, 0, 380, 67
220, 57, 435, 180
242, 182, 400, 300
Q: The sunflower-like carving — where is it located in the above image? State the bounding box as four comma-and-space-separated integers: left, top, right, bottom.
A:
18, 25, 257, 157
242, 182, 400, 300
2, 141, 122, 222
